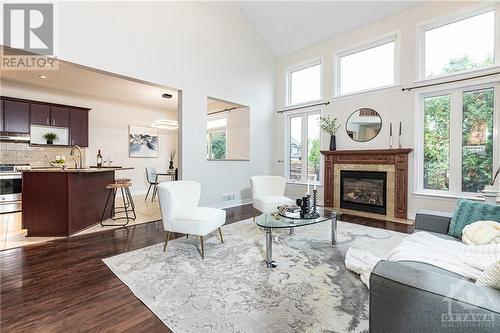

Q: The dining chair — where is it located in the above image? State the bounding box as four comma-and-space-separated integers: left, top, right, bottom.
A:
145, 167, 158, 201
157, 181, 225, 259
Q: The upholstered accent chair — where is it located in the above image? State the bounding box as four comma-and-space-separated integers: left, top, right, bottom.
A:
157, 181, 226, 259
250, 176, 294, 219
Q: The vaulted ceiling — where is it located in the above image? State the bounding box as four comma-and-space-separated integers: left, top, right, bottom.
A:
238, 1, 423, 58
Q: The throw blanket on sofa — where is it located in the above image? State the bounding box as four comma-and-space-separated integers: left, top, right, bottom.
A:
345, 231, 500, 288
462, 220, 500, 245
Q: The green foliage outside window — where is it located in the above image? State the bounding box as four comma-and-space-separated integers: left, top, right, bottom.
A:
424, 95, 450, 190
209, 132, 226, 159
423, 58, 494, 193
308, 137, 320, 179
461, 88, 494, 192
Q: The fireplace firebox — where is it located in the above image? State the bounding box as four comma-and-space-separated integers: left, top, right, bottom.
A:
340, 170, 387, 215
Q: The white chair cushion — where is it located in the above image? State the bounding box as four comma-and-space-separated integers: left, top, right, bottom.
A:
254, 195, 294, 214
170, 207, 226, 236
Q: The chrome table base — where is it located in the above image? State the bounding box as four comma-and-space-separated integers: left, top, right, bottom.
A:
263, 214, 338, 268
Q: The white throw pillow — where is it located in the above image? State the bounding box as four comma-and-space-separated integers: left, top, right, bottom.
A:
476, 260, 500, 290
462, 220, 500, 245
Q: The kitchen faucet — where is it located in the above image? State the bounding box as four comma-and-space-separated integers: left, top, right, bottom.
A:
70, 145, 83, 169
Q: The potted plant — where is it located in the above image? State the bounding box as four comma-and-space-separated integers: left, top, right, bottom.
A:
43, 132, 57, 145
320, 115, 341, 150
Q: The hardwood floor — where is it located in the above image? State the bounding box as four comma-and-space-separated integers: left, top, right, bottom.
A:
0, 204, 412, 333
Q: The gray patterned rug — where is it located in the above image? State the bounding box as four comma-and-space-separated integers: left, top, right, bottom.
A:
103, 218, 407, 333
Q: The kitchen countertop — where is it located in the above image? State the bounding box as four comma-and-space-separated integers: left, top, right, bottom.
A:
23, 167, 134, 173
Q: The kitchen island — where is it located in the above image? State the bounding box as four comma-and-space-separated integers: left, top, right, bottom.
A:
22, 167, 133, 236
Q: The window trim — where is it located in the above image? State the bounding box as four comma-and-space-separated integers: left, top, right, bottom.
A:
416, 5, 498, 81
415, 81, 499, 198
334, 32, 401, 97
284, 107, 323, 185
285, 58, 323, 107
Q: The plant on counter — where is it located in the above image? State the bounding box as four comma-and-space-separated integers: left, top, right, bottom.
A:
319, 115, 341, 151
43, 132, 58, 145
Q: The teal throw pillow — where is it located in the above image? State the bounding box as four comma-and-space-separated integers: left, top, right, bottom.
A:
448, 198, 500, 238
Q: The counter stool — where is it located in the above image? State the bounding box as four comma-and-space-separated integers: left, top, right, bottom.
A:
100, 182, 136, 226
115, 178, 135, 211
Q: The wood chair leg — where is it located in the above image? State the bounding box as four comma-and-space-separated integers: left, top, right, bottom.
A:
218, 228, 224, 243
199, 236, 204, 259
163, 231, 171, 252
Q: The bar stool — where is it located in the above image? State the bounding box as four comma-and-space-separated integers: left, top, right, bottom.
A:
115, 178, 135, 211
100, 181, 136, 226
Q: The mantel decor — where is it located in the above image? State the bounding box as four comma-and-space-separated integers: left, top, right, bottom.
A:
321, 148, 413, 220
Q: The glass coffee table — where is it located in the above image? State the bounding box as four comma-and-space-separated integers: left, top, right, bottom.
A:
255, 208, 341, 268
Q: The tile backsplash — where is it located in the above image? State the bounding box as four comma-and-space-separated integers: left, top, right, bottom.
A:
0, 142, 87, 167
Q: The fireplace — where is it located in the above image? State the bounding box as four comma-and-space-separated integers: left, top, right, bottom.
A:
340, 170, 387, 215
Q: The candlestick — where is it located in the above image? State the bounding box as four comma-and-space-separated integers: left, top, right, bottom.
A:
389, 122, 393, 148
398, 122, 402, 148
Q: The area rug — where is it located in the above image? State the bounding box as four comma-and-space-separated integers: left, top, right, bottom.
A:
103, 218, 407, 333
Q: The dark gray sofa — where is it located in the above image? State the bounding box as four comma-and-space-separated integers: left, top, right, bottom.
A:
369, 210, 500, 333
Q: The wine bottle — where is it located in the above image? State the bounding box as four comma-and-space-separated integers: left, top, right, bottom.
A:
97, 150, 103, 167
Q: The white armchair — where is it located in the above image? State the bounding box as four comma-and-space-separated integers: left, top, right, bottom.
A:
250, 176, 294, 219
157, 181, 226, 259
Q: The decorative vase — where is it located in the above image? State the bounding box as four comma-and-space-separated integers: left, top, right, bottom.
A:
46, 139, 53, 145
169, 160, 174, 169
329, 135, 336, 151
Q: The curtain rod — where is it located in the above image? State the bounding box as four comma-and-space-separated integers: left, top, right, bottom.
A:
208, 107, 238, 116
277, 101, 330, 114
402, 71, 500, 91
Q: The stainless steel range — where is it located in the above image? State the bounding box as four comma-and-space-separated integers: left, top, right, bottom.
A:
0, 164, 29, 214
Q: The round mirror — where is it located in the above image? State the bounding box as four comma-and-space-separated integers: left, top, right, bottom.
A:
346, 108, 382, 142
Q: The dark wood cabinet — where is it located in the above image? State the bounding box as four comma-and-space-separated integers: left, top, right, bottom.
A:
30, 103, 51, 126
69, 108, 89, 147
1, 96, 90, 146
50, 106, 70, 127
3, 100, 30, 133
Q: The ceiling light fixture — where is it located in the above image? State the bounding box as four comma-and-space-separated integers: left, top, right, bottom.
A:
162, 93, 173, 99
151, 119, 178, 130
37, 74, 48, 79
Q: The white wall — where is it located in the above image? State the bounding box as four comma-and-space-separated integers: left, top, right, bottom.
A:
56, 1, 275, 206
226, 107, 250, 160
2, 80, 177, 194
274, 1, 496, 217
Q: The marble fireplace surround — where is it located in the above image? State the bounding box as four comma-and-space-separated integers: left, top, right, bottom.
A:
335, 164, 395, 218
321, 148, 413, 221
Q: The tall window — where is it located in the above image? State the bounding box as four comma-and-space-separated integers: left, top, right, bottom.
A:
336, 35, 398, 96
207, 118, 227, 159
287, 111, 321, 183
421, 10, 495, 78
462, 88, 494, 192
420, 85, 497, 195
287, 61, 321, 105
423, 94, 450, 191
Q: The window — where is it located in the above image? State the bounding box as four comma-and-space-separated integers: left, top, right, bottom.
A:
286, 110, 321, 183
287, 61, 321, 105
419, 85, 498, 195
421, 10, 495, 78
337, 35, 398, 96
461, 88, 494, 192
423, 94, 450, 191
207, 117, 227, 159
